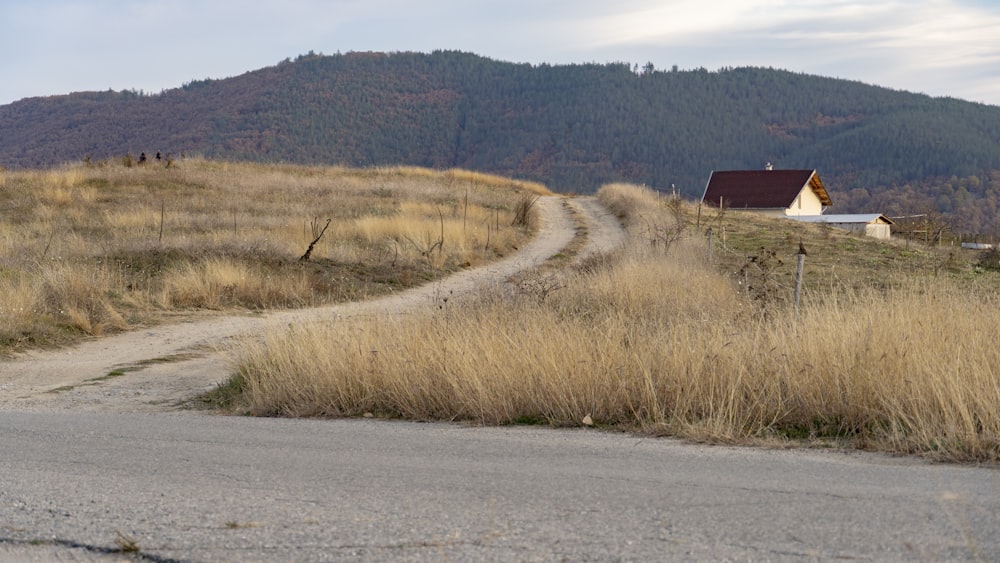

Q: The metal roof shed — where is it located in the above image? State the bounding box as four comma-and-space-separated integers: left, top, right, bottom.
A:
789, 214, 895, 240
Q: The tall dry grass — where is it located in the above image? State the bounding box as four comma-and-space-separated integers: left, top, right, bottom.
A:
0, 159, 546, 352
0, 271, 44, 345
224, 182, 1000, 462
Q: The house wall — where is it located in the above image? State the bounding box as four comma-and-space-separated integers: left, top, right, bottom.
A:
784, 186, 824, 216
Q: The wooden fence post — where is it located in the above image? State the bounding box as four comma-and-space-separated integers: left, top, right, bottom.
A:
706, 227, 714, 264
793, 248, 806, 309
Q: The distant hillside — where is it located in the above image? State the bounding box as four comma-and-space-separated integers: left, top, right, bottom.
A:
2, 50, 1000, 234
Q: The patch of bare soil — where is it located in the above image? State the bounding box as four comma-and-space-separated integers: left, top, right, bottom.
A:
0, 196, 625, 413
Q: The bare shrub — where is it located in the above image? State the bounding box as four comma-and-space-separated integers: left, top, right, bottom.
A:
512, 272, 566, 304
511, 194, 538, 227
640, 216, 684, 252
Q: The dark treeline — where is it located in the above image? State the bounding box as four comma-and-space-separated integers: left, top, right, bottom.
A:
2, 50, 1000, 234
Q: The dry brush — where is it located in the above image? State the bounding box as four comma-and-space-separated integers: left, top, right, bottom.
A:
222, 182, 1000, 462
0, 159, 546, 352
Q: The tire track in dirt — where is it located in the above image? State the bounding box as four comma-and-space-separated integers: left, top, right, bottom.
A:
566, 196, 626, 258
0, 196, 625, 413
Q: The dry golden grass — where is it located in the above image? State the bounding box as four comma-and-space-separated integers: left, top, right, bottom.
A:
0, 271, 44, 345
222, 182, 1000, 462
0, 158, 547, 353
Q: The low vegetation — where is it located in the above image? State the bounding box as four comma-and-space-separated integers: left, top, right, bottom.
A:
0, 158, 547, 353
220, 182, 1000, 462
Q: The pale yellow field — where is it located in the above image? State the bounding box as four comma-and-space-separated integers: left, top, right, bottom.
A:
0, 158, 547, 351
225, 182, 1000, 462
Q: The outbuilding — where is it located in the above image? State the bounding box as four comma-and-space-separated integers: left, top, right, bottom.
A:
788, 214, 895, 240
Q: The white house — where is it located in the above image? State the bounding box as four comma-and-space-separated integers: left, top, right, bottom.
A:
700, 168, 832, 217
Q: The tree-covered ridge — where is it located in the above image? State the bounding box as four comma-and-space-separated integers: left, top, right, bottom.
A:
2, 50, 1000, 234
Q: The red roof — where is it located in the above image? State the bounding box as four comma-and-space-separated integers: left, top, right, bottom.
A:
701, 170, 832, 209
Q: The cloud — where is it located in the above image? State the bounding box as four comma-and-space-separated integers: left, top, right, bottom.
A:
572, 0, 892, 47
1, 0, 998, 106
566, 0, 1000, 104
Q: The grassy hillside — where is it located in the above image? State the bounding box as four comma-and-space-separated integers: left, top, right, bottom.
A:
0, 158, 547, 354
220, 183, 1000, 463
2, 51, 1000, 234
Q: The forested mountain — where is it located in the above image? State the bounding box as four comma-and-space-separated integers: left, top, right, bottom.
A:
3, 50, 1000, 234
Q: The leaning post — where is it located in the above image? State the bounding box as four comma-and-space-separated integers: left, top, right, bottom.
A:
793, 242, 807, 310
706, 227, 714, 264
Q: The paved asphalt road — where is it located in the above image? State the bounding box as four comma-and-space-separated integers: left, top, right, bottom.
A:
1, 411, 998, 561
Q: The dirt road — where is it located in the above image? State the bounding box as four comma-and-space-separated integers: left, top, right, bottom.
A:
0, 196, 622, 413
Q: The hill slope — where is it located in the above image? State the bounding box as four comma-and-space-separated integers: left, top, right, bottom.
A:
2, 50, 1000, 232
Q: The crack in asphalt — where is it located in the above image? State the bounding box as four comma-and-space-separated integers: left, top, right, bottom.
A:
0, 535, 189, 563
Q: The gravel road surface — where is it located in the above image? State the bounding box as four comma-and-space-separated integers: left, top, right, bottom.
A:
2, 414, 998, 562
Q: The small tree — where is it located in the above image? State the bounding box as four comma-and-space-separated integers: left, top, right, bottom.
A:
299, 218, 331, 262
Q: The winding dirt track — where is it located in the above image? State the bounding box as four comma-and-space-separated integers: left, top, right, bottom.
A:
0, 196, 625, 413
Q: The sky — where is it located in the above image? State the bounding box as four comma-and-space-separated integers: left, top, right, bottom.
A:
2, 0, 1000, 107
